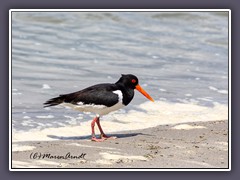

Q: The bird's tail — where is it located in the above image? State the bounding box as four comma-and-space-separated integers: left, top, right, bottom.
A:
43, 95, 66, 107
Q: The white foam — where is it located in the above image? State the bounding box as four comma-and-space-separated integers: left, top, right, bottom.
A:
209, 86, 228, 94
12, 159, 67, 168
34, 42, 41, 46
171, 124, 207, 130
159, 88, 166, 92
67, 143, 119, 150
23, 116, 31, 119
21, 120, 33, 126
209, 86, 218, 91
12, 161, 40, 168
13, 92, 22, 95
12, 144, 36, 152
95, 152, 148, 165
217, 90, 228, 94
197, 97, 213, 102
152, 55, 159, 59
43, 107, 51, 111
100, 152, 147, 161
36, 115, 54, 119
12, 101, 228, 143
176, 98, 199, 104
36, 160, 61, 166
42, 84, 51, 89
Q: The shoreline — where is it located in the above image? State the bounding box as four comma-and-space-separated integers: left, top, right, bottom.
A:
11, 120, 229, 169
12, 101, 228, 143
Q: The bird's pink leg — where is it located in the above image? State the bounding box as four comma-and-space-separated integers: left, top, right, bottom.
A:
91, 117, 105, 142
96, 117, 117, 140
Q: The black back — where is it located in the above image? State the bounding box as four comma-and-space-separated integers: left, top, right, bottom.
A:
44, 74, 139, 107
63, 83, 120, 107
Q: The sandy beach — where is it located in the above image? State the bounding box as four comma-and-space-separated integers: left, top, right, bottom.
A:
11, 120, 228, 169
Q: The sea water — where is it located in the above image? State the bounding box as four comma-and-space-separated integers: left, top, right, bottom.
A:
11, 11, 229, 142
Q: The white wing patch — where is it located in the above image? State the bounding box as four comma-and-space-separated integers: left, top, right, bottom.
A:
61, 90, 125, 116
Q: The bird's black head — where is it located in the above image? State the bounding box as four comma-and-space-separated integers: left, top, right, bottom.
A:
116, 74, 139, 89
116, 74, 154, 102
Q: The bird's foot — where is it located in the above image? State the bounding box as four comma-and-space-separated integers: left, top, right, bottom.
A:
100, 133, 117, 140
91, 137, 105, 142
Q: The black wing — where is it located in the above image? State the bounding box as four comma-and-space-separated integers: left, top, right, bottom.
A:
44, 83, 119, 107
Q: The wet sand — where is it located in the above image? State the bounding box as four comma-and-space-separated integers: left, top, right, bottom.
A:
11, 120, 229, 169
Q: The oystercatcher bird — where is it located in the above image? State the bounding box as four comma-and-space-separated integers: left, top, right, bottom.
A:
44, 74, 154, 142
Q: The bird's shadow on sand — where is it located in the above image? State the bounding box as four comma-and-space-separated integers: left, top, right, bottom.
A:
47, 132, 152, 141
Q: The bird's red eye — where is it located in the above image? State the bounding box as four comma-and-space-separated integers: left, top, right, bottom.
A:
131, 79, 136, 83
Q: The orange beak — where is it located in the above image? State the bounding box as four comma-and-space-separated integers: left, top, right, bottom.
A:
135, 84, 154, 102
